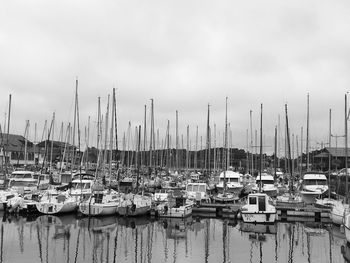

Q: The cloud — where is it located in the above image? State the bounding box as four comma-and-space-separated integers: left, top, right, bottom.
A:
1, 0, 350, 155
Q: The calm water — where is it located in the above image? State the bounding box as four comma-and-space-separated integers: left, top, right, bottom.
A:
0, 212, 348, 263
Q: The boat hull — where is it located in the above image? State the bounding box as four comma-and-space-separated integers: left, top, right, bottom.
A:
79, 202, 118, 216
241, 211, 277, 224
118, 205, 151, 216
300, 191, 322, 204
36, 201, 77, 215
157, 205, 192, 218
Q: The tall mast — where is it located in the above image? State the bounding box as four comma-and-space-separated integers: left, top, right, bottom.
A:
224, 97, 228, 194
166, 120, 170, 172
113, 89, 119, 178
186, 125, 189, 171
306, 93, 310, 171
300, 127, 303, 179
143, 104, 147, 166
195, 126, 198, 170
103, 95, 110, 175
328, 108, 332, 199
72, 79, 78, 170
149, 99, 154, 168
175, 110, 179, 171
206, 104, 210, 175
214, 124, 217, 173
345, 94, 348, 203
50, 113, 55, 174
259, 104, 263, 193
285, 104, 293, 194
109, 91, 115, 183
274, 126, 277, 181
250, 110, 253, 174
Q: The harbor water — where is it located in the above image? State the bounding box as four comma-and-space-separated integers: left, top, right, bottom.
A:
0, 212, 347, 263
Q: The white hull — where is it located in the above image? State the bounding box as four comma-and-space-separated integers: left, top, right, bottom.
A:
216, 185, 243, 195
241, 193, 277, 224
157, 205, 192, 218
300, 191, 322, 204
79, 202, 118, 216
36, 201, 77, 215
241, 212, 277, 224
118, 205, 151, 216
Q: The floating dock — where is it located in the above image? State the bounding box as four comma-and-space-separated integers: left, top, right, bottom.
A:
276, 203, 331, 223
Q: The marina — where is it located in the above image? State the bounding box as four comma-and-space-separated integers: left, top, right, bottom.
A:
2, 1, 350, 262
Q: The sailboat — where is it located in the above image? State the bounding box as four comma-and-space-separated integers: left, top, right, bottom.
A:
36, 189, 78, 214
341, 94, 350, 241
79, 89, 125, 216
212, 97, 237, 203
117, 125, 153, 216
276, 104, 304, 206
241, 104, 277, 224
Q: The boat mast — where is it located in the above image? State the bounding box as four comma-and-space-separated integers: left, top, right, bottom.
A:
285, 104, 293, 194
328, 109, 332, 199
224, 97, 228, 194
306, 93, 310, 172
109, 91, 115, 186
345, 94, 348, 204
175, 110, 178, 172
274, 126, 277, 181
149, 99, 154, 169
206, 104, 211, 176
250, 110, 253, 175
259, 104, 263, 193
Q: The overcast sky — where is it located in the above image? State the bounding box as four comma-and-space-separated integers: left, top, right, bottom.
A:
1, 0, 350, 155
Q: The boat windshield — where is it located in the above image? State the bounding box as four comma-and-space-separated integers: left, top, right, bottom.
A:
187, 184, 206, 192
256, 180, 274, 184
227, 178, 239, 183
304, 180, 327, 186
72, 182, 91, 190
12, 173, 33, 179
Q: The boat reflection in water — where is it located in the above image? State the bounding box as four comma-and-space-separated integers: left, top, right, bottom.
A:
0, 212, 346, 263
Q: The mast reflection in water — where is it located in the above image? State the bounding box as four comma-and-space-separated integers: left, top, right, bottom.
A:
0, 212, 346, 263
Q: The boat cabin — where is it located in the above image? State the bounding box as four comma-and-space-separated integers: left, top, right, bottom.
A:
186, 182, 209, 201
255, 174, 275, 186
302, 173, 327, 186
219, 170, 241, 183
9, 171, 35, 179
246, 193, 271, 212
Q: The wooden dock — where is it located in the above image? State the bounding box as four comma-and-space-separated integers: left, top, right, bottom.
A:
276, 203, 331, 223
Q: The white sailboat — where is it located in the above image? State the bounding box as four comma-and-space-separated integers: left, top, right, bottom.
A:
36, 190, 77, 215
212, 97, 238, 203
79, 190, 123, 216
117, 193, 152, 216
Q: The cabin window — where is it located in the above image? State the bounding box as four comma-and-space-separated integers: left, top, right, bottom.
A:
249, 196, 257, 205
193, 185, 199, 192
304, 179, 327, 186
258, 196, 266, 211
228, 178, 239, 183
187, 185, 193, 191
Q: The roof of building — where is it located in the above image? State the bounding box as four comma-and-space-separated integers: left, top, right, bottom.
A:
0, 133, 34, 152
324, 147, 350, 157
